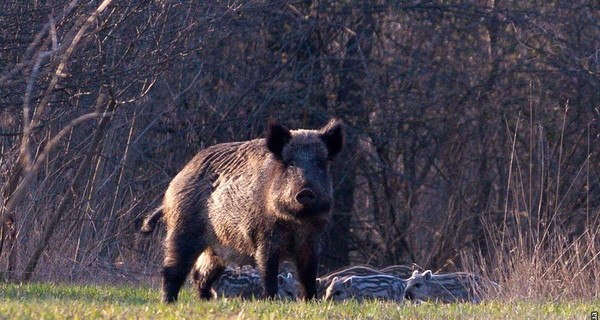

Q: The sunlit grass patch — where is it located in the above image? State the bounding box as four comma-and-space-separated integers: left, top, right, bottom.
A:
0, 283, 597, 320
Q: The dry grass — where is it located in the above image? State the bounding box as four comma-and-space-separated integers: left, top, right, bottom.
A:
460, 108, 600, 303
460, 219, 600, 303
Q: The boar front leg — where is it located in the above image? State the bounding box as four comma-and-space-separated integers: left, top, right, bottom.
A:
295, 244, 319, 300
256, 240, 281, 299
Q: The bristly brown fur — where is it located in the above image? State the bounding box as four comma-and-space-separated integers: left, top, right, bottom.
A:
157, 118, 343, 303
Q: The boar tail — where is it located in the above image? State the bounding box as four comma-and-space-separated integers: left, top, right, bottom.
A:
140, 206, 163, 234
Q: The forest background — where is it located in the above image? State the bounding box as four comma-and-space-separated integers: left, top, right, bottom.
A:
0, 0, 598, 300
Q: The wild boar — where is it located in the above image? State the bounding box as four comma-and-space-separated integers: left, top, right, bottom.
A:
155, 118, 343, 303
208, 265, 298, 300
324, 274, 406, 302
379, 264, 423, 279
315, 265, 383, 298
404, 270, 500, 303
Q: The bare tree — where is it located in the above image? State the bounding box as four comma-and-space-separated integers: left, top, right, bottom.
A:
0, 0, 597, 287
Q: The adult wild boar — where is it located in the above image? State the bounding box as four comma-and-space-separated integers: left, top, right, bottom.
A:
157, 118, 343, 303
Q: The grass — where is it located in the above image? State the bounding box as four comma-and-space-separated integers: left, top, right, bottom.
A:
0, 283, 597, 319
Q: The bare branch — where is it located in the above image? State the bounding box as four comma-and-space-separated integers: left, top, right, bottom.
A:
1, 112, 114, 228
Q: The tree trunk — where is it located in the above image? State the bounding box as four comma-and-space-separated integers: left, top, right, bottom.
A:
321, 12, 375, 270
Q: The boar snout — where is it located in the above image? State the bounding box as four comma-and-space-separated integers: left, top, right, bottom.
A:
295, 188, 317, 206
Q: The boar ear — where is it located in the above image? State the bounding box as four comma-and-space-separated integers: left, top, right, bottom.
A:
266, 120, 292, 159
319, 118, 344, 159
344, 277, 353, 288
423, 270, 432, 281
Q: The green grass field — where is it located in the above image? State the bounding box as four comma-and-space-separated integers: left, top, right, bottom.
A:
0, 283, 597, 319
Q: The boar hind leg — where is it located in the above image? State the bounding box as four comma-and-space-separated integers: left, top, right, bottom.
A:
161, 229, 205, 303
191, 248, 225, 300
